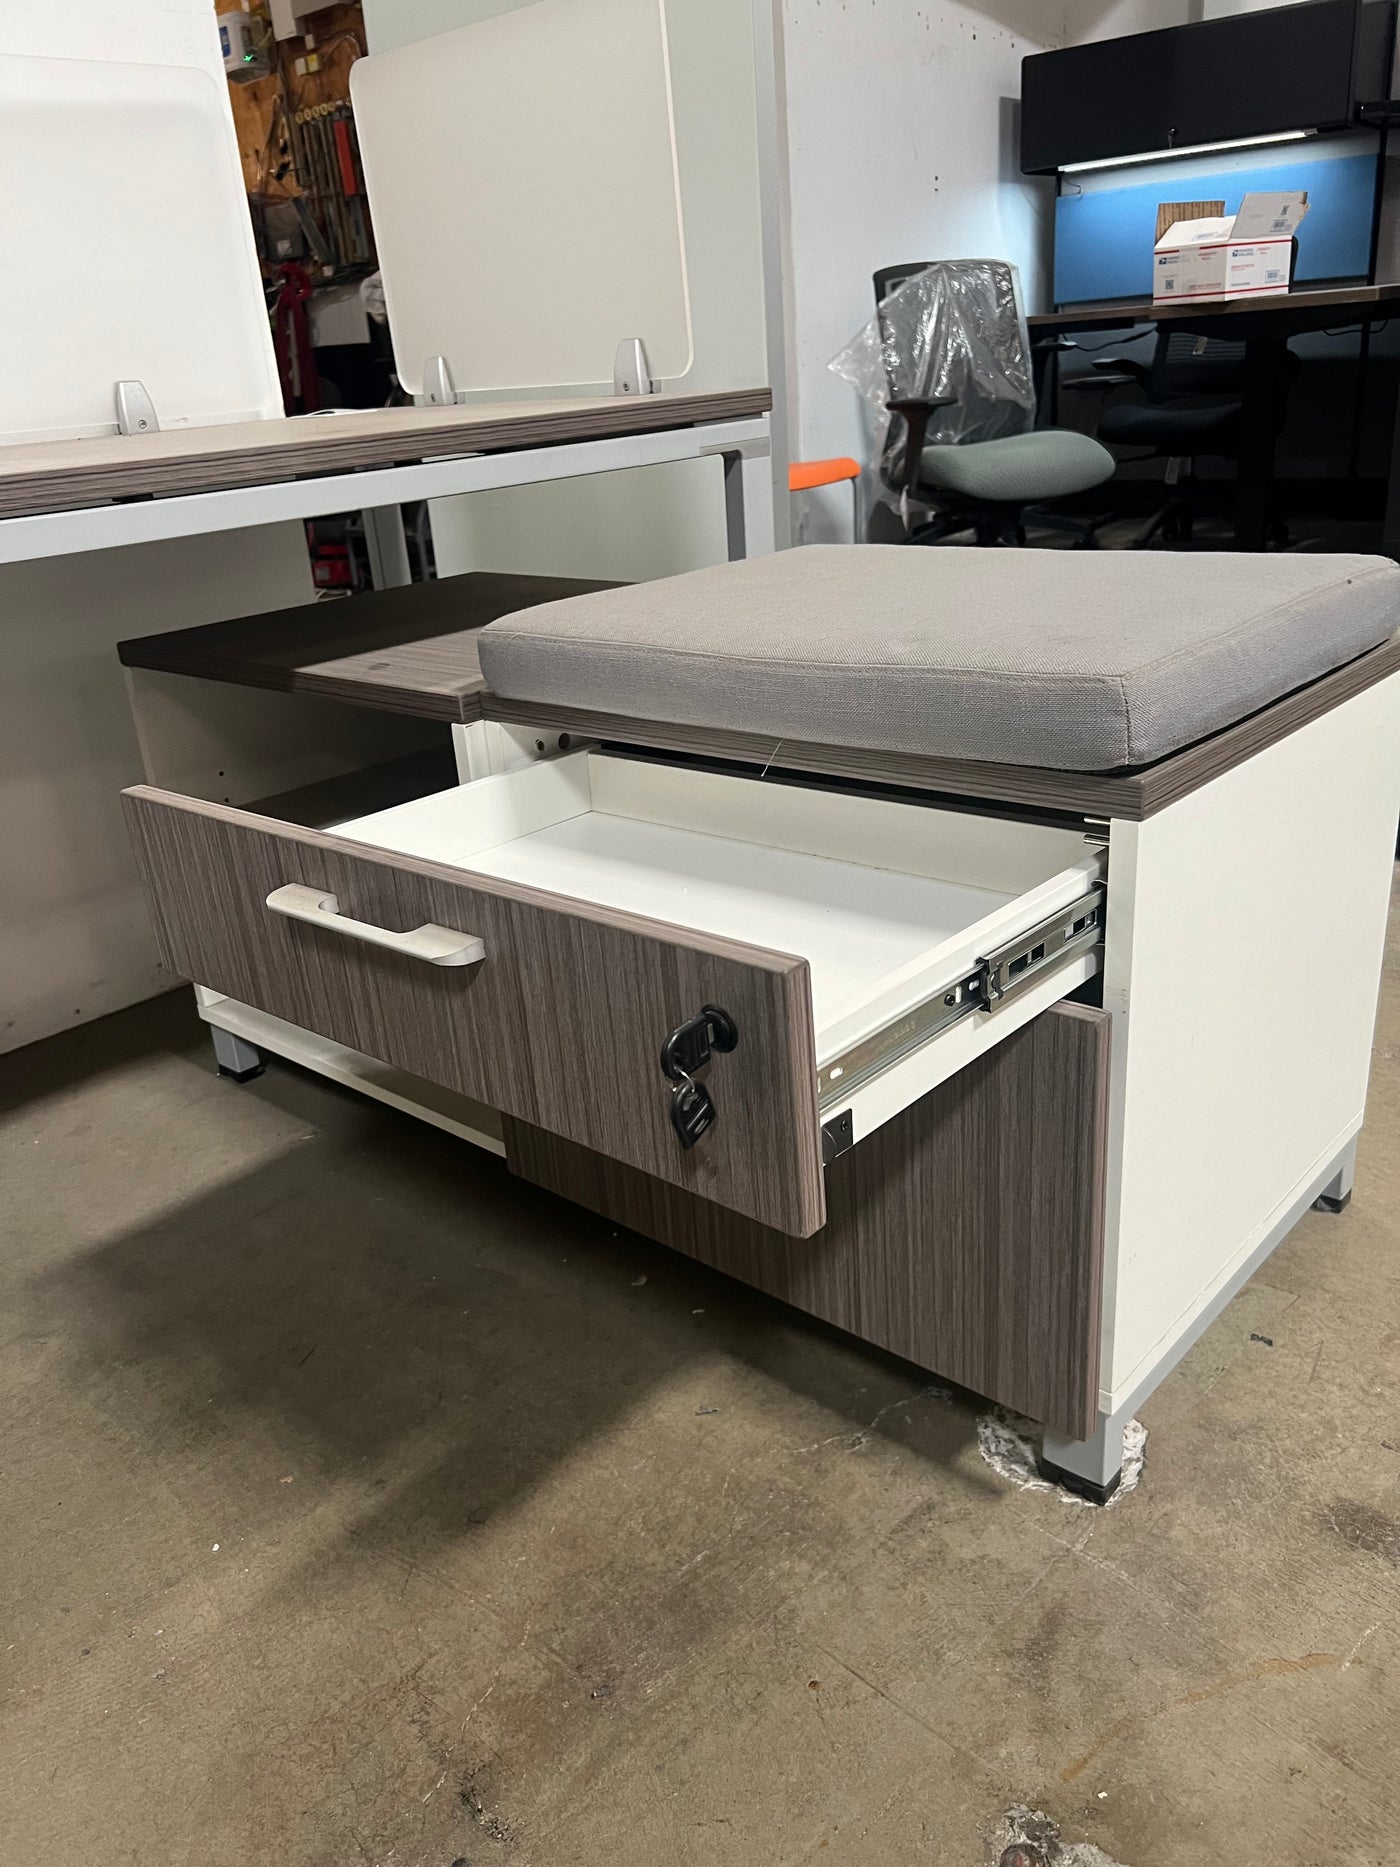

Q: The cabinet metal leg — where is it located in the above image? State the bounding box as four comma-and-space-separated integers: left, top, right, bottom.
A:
1039, 1403, 1134, 1505
211, 1025, 265, 1083
1313, 1136, 1358, 1213
362, 505, 413, 589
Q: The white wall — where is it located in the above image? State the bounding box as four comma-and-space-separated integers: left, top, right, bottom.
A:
1201, 0, 1304, 14
0, 0, 315, 1055
360, 0, 769, 581
783, 0, 1193, 541
782, 2, 1051, 540
1066, 0, 1193, 35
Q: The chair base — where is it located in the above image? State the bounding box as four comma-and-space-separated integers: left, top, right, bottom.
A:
1121, 461, 1290, 552
873, 492, 1109, 551
1134, 487, 1289, 552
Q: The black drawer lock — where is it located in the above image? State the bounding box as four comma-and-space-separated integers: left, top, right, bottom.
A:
660, 1005, 739, 1151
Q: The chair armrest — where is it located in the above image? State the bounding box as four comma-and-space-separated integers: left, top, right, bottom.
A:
886, 396, 954, 491
1092, 355, 1150, 388
1063, 372, 1137, 393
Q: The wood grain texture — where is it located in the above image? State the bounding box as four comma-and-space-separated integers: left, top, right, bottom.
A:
122, 784, 824, 1235
1127, 639, 1400, 814
485, 639, 1400, 821
506, 1002, 1111, 1439
119, 572, 621, 722
0, 388, 771, 519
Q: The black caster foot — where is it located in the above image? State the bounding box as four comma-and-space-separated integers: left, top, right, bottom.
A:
1312, 1189, 1351, 1214
218, 1062, 265, 1083
1037, 1457, 1122, 1506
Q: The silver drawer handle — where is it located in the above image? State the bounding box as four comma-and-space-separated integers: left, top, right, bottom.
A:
266, 883, 485, 968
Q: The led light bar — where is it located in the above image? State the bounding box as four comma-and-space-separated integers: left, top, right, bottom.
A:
1060, 130, 1313, 175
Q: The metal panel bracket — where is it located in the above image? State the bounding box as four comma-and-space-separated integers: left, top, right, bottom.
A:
421, 356, 465, 406
115, 380, 159, 435
613, 337, 654, 396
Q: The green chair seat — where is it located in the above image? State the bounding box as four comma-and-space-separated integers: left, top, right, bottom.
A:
919, 430, 1115, 504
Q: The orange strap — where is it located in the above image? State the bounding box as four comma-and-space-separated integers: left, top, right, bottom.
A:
788, 456, 861, 492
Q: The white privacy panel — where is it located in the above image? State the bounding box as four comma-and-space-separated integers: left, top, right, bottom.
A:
351, 0, 693, 396
0, 54, 282, 444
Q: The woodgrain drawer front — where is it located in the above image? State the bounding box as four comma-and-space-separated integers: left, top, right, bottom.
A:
121, 786, 824, 1235
505, 1001, 1112, 1441
124, 751, 1103, 1238
327, 751, 1106, 1154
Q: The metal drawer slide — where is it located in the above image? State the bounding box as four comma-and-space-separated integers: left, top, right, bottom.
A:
817, 884, 1105, 1110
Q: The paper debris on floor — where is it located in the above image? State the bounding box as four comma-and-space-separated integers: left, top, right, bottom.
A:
977, 1409, 1146, 1506
990, 1803, 1130, 1866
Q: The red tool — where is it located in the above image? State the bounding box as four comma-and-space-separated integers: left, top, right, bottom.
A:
271, 262, 320, 414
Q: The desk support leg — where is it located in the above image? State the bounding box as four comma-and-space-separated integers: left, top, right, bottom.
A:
1234, 335, 1287, 551
362, 505, 413, 588
721, 447, 777, 561
1313, 1135, 1358, 1213
1040, 1402, 1134, 1505
211, 1024, 264, 1083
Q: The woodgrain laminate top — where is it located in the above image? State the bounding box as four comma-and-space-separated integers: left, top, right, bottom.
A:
119, 571, 621, 722
0, 387, 772, 520
1030, 283, 1400, 333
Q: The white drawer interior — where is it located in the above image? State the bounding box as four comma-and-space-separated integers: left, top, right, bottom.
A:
331, 750, 1104, 1135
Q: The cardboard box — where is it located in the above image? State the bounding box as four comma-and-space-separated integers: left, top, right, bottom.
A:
1153, 192, 1310, 305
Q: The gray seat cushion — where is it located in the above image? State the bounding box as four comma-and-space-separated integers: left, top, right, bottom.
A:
476, 546, 1400, 772
920, 429, 1115, 502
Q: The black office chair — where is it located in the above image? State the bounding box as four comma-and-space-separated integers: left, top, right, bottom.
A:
869, 261, 1116, 547
1085, 330, 1298, 547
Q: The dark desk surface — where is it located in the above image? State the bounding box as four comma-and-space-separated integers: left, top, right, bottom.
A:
1031, 282, 1400, 333
118, 571, 619, 723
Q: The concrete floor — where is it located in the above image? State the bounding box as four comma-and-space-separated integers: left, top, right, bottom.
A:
2, 873, 1398, 1867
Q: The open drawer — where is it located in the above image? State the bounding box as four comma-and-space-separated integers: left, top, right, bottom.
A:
122, 751, 1104, 1236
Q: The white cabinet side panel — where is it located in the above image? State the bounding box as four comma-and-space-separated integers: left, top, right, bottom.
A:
0, 527, 315, 1055
1102, 676, 1400, 1407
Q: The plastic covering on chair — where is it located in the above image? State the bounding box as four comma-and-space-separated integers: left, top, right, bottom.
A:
830, 260, 1038, 519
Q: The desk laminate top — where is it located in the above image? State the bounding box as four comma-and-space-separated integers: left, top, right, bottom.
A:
1029, 283, 1400, 332
118, 572, 621, 723
0, 388, 772, 521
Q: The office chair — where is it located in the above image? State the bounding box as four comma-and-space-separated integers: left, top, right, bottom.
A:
1086, 330, 1298, 547
870, 260, 1116, 547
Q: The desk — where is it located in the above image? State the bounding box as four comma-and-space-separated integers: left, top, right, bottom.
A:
0, 388, 775, 1055
1030, 285, 1400, 551
0, 389, 775, 566
114, 552, 1400, 1495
